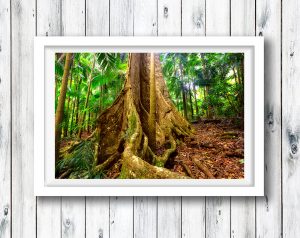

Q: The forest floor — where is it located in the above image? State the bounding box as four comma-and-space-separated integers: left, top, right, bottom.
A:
59, 119, 244, 179
171, 120, 244, 179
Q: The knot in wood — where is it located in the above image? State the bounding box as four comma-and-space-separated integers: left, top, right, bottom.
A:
3, 206, 8, 216
98, 228, 103, 238
267, 112, 274, 129
65, 218, 71, 227
291, 143, 298, 155
259, 31, 263, 36
163, 6, 168, 18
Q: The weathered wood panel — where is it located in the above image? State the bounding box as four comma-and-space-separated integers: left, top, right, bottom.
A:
110, 197, 133, 238
36, 1, 62, 237
0, 0, 11, 237
157, 197, 181, 238
110, 0, 134, 36
205, 1, 231, 238
230, 1, 256, 237
282, 0, 300, 237
256, 0, 282, 237
86, 0, 109, 36
157, 0, 181, 36
11, 0, 36, 237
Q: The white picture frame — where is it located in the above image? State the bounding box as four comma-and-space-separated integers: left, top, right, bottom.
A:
34, 36, 264, 196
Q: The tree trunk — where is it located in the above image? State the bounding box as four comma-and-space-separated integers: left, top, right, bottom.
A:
188, 84, 194, 120
148, 53, 156, 150
93, 53, 191, 178
193, 83, 199, 117
78, 54, 96, 138
63, 65, 73, 137
55, 53, 72, 162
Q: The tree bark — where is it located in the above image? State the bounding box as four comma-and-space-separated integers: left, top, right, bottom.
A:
148, 53, 156, 150
55, 53, 72, 162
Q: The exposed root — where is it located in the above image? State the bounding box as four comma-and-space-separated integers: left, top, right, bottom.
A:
191, 156, 215, 179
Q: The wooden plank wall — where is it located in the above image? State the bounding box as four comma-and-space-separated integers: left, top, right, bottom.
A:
0, 0, 297, 237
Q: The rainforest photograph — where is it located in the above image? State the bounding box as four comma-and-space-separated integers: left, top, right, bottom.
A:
55, 52, 244, 179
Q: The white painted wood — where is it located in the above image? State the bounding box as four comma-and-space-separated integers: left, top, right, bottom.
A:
256, 0, 282, 237
205, 1, 231, 237
85, 1, 110, 238
231, 0, 255, 36
206, 197, 230, 238
36, 0, 62, 36
282, 0, 300, 237
133, 2, 157, 237
182, 197, 205, 238
206, 0, 230, 36
134, 197, 157, 238
181, 1, 205, 237
0, 0, 11, 237
230, 1, 256, 237
86, 0, 109, 36
36, 1, 62, 237
134, 0, 157, 36
110, 0, 134, 36
157, 197, 181, 238
110, 197, 133, 238
61, 1, 86, 238
37, 197, 61, 238
11, 0, 36, 237
86, 197, 109, 238
230, 197, 255, 238
62, 0, 86, 36
61, 197, 85, 238
158, 0, 181, 35
182, 0, 205, 36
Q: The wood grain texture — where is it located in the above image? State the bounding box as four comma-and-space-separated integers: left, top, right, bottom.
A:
110, 197, 133, 238
205, 1, 231, 237
230, 1, 256, 237
11, 0, 36, 237
158, 0, 181, 35
256, 0, 282, 237
0, 0, 10, 237
110, 0, 134, 36
36, 1, 62, 237
134, 197, 157, 238
61, 197, 85, 238
86, 0, 109, 36
282, 0, 300, 237
134, 0, 157, 36
157, 197, 181, 238
182, 0, 205, 36
86, 197, 109, 238
206, 0, 230, 36
182, 197, 205, 238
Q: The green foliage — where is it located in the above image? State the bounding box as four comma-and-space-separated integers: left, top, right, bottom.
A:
55, 52, 128, 137
161, 52, 244, 120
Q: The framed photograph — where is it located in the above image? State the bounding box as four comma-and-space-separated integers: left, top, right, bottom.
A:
34, 37, 264, 196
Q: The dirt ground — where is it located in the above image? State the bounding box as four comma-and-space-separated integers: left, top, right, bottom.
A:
171, 120, 244, 179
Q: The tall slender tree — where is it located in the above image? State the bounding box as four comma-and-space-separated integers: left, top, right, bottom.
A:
55, 53, 72, 162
